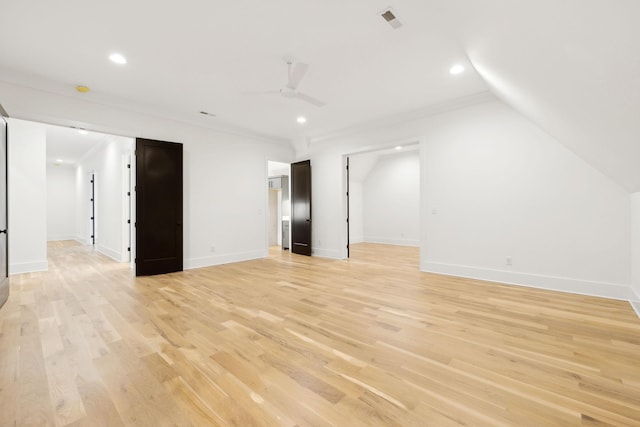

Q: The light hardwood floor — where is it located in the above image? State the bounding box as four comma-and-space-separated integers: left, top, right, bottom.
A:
1, 241, 639, 426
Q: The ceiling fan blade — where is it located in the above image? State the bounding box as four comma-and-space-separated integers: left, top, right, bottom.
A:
286, 62, 309, 90
292, 92, 325, 107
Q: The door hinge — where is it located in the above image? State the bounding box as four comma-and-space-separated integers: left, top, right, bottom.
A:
127, 219, 131, 224
127, 247, 131, 252
127, 191, 131, 196
90, 216, 94, 220
127, 164, 131, 169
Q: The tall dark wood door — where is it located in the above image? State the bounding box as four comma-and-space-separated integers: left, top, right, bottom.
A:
291, 160, 312, 256
135, 138, 183, 276
0, 114, 8, 308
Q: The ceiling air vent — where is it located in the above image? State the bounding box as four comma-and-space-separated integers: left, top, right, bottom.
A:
381, 8, 402, 29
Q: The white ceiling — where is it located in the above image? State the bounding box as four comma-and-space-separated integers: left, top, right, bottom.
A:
349, 144, 419, 182
45, 125, 107, 166
1, 1, 639, 189
0, 0, 486, 143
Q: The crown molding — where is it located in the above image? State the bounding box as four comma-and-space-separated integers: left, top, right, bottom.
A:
0, 79, 290, 146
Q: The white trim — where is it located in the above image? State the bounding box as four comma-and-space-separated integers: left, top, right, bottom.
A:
422, 261, 636, 302
0, 80, 289, 147
10, 261, 48, 275
631, 301, 640, 318
47, 235, 77, 241
631, 288, 640, 318
363, 237, 419, 247
96, 245, 124, 262
185, 250, 267, 270
311, 248, 344, 259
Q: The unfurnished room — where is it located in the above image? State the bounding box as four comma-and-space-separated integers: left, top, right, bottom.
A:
0, 1, 639, 426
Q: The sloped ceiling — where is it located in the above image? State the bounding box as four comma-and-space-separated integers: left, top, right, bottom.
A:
0, 1, 638, 191
439, 0, 640, 191
45, 124, 109, 165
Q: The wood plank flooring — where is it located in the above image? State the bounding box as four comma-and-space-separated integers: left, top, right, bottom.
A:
1, 241, 639, 426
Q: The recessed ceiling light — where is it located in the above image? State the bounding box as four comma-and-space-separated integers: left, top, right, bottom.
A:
78, 129, 88, 135
109, 53, 127, 65
395, 146, 403, 150
55, 159, 63, 163
75, 85, 90, 93
297, 116, 307, 124
449, 64, 465, 75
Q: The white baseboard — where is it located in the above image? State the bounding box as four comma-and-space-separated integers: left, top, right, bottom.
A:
364, 237, 420, 247
47, 235, 76, 242
96, 245, 124, 262
422, 261, 635, 302
631, 288, 640, 318
10, 260, 48, 275
350, 236, 364, 244
631, 301, 640, 318
185, 250, 266, 270
311, 247, 344, 259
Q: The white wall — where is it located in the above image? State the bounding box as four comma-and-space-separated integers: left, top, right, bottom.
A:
420, 103, 631, 300
8, 118, 47, 274
631, 192, 640, 303
362, 151, 420, 246
299, 98, 634, 301
46, 165, 76, 241
2, 83, 294, 272
75, 136, 132, 261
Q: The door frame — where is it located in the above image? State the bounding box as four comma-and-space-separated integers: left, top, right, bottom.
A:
89, 171, 96, 246
341, 137, 423, 260
0, 113, 8, 308
264, 159, 292, 255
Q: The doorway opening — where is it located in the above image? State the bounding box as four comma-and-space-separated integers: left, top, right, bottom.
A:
267, 161, 291, 252
44, 123, 134, 263
345, 143, 420, 266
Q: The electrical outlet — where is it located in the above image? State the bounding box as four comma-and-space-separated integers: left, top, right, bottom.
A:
505, 256, 512, 266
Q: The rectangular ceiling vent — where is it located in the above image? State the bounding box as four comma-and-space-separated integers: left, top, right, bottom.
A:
381, 8, 402, 29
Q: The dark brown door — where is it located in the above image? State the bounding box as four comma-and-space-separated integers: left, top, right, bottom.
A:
0, 114, 8, 307
135, 138, 183, 276
291, 160, 312, 256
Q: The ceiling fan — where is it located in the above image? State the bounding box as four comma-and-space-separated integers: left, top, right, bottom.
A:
246, 58, 325, 107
